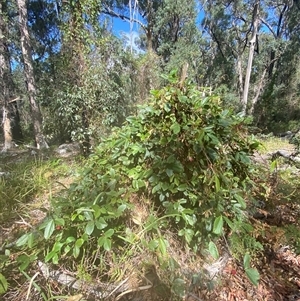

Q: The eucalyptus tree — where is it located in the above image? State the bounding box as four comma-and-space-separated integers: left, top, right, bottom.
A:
0, 0, 13, 150
153, 0, 202, 75
0, 0, 23, 150
34, 0, 139, 153
201, 0, 259, 110
102, 0, 202, 81
257, 1, 300, 128
200, 0, 300, 119
242, 0, 260, 113
102, 0, 162, 52
17, 0, 48, 148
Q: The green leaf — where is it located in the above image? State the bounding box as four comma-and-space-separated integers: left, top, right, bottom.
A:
245, 268, 260, 286
0, 273, 8, 294
16, 233, 30, 247
85, 220, 95, 235
73, 245, 80, 258
223, 216, 234, 229
212, 216, 223, 235
148, 239, 159, 251
117, 204, 127, 214
184, 229, 194, 244
27, 233, 34, 248
208, 241, 219, 260
75, 238, 84, 248
177, 184, 188, 191
92, 204, 101, 219
45, 250, 57, 262
103, 238, 112, 251
184, 214, 196, 226
95, 217, 108, 230
214, 176, 220, 192
44, 218, 55, 240
97, 236, 105, 247
166, 169, 173, 177
65, 236, 76, 244
64, 245, 71, 255
171, 122, 181, 134
52, 253, 59, 264
158, 237, 168, 257
270, 160, 277, 172
152, 183, 161, 194
105, 228, 114, 238
234, 194, 246, 209
243, 253, 251, 269
172, 278, 185, 297
17, 254, 36, 271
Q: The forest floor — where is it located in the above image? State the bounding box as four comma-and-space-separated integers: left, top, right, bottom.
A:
1, 138, 300, 301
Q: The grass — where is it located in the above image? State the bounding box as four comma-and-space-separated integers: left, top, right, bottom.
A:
257, 136, 295, 154
2, 136, 300, 300
0, 152, 80, 224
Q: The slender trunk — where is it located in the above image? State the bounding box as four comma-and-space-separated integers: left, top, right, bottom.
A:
249, 67, 267, 115
268, 4, 287, 79
17, 0, 48, 149
236, 53, 244, 102
69, 1, 90, 156
2, 105, 13, 151
242, 1, 260, 115
10, 99, 23, 142
0, 1, 14, 151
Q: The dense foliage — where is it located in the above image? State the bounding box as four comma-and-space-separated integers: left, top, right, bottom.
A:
1, 0, 300, 298
29, 74, 261, 269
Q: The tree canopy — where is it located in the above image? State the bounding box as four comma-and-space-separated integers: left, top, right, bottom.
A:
0, 0, 299, 147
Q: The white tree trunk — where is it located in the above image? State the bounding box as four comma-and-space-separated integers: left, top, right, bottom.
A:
249, 67, 267, 115
236, 52, 244, 103
0, 2, 13, 151
242, 0, 260, 114
17, 0, 48, 149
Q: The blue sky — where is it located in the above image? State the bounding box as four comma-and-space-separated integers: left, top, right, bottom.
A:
111, 17, 143, 52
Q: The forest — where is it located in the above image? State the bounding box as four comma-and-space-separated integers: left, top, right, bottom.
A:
1, 0, 300, 300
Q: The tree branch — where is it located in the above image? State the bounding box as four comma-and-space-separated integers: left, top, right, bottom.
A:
102, 6, 146, 31
259, 17, 276, 38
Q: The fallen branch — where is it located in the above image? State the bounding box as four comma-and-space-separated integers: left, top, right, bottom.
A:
37, 261, 153, 300
271, 150, 300, 164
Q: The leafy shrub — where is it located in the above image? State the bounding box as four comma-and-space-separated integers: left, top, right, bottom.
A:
38, 71, 261, 265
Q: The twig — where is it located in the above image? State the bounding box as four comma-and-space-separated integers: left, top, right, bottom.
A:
115, 284, 153, 301
8, 96, 21, 103
26, 272, 40, 300
16, 214, 33, 228
106, 277, 129, 298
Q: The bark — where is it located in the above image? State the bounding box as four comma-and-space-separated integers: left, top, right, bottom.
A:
268, 4, 288, 79
242, 0, 260, 114
0, 1, 13, 151
10, 99, 23, 142
249, 67, 267, 115
17, 0, 48, 149
69, 1, 90, 156
236, 52, 244, 102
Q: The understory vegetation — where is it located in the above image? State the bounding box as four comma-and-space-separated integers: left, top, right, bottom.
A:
2, 75, 300, 300
1, 1, 300, 299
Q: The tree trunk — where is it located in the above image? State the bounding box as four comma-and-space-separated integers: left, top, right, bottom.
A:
249, 67, 267, 115
10, 99, 23, 143
242, 0, 260, 114
17, 0, 48, 149
268, 4, 288, 79
0, 1, 14, 151
236, 52, 244, 103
